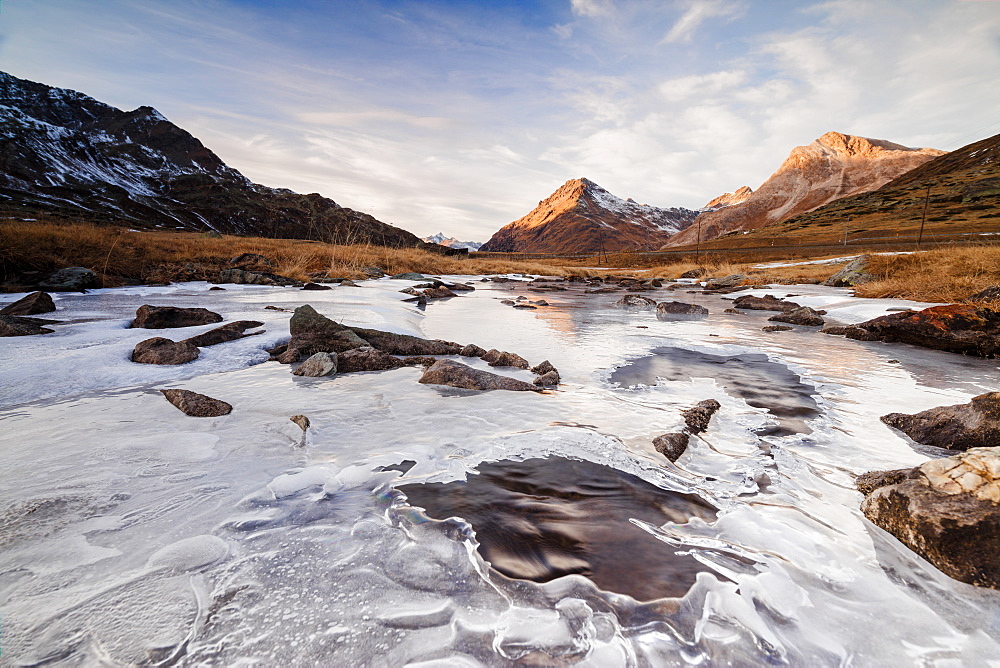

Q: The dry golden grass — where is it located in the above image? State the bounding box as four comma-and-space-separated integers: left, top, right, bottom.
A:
0, 219, 581, 290
853, 246, 1000, 304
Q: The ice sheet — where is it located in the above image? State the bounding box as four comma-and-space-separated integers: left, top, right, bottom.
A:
3, 276, 1000, 665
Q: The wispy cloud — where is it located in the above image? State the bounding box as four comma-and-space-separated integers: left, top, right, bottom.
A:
571, 0, 615, 18
661, 0, 747, 44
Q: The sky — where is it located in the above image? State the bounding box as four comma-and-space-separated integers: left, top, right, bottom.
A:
1, 0, 999, 241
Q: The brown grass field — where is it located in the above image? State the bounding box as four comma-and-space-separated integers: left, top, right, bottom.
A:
3, 218, 1000, 305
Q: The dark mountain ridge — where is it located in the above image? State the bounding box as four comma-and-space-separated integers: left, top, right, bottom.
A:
0, 71, 422, 246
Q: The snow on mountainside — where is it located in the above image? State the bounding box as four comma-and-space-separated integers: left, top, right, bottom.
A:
664, 132, 945, 248
0, 71, 421, 246
421, 233, 483, 251
479, 178, 697, 254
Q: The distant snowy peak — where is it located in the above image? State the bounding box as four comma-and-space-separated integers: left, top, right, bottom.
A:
421, 233, 483, 251
0, 70, 421, 246
479, 177, 697, 254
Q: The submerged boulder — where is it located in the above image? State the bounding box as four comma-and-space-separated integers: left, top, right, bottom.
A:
0, 291, 56, 316
160, 389, 232, 417
682, 399, 721, 434
533, 370, 560, 387
860, 448, 1000, 589
853, 304, 1000, 357
732, 294, 801, 312
768, 306, 825, 327
182, 321, 264, 347
0, 315, 56, 337
418, 359, 540, 392
881, 392, 1000, 451
132, 337, 200, 365
822, 325, 879, 341
131, 305, 223, 329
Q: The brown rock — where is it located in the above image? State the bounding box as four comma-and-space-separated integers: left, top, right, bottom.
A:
854, 304, 1000, 357
823, 255, 875, 287
132, 338, 200, 365
856, 468, 918, 496
881, 392, 1000, 451
680, 268, 706, 279
230, 252, 276, 269
732, 294, 801, 312
459, 343, 487, 357
160, 389, 232, 417
276, 347, 302, 364
0, 315, 55, 336
418, 359, 541, 392
724, 308, 743, 314
531, 360, 558, 376
704, 274, 747, 290
821, 325, 880, 341
302, 282, 333, 291
653, 432, 690, 462
481, 349, 530, 369
656, 301, 709, 315
290, 415, 310, 431
762, 325, 793, 332
352, 328, 462, 356
293, 352, 338, 377
0, 291, 56, 316
131, 305, 223, 329
336, 347, 406, 373
219, 268, 300, 286
422, 286, 457, 299
401, 356, 439, 367
533, 370, 560, 386
861, 448, 1000, 589
968, 286, 1000, 302
682, 399, 721, 434
182, 321, 264, 347
768, 306, 825, 326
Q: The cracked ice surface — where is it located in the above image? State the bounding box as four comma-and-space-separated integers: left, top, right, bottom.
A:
2, 278, 1000, 665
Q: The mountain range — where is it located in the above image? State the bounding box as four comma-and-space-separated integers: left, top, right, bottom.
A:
664, 132, 945, 247
479, 178, 697, 254
0, 71, 421, 247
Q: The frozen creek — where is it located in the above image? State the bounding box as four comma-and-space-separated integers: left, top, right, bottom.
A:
2, 277, 1000, 666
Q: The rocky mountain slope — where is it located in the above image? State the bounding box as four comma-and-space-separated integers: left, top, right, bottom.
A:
0, 71, 421, 246
421, 233, 483, 251
702, 186, 753, 210
479, 178, 697, 254
753, 131, 1000, 242
664, 132, 945, 247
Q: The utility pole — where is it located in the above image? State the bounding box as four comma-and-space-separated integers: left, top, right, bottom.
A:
917, 184, 931, 249
695, 217, 702, 265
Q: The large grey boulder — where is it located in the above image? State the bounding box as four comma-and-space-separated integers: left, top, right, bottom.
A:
419, 359, 540, 392
731, 294, 800, 312
38, 267, 99, 292
0, 291, 56, 316
352, 327, 462, 356
704, 274, 747, 290
288, 305, 369, 355
293, 352, 338, 377
823, 255, 875, 287
219, 268, 300, 286
615, 294, 657, 309
882, 392, 1000, 451
860, 448, 1000, 589
656, 301, 709, 315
